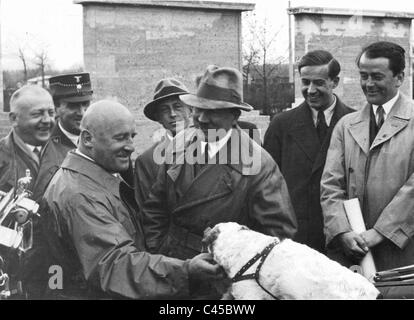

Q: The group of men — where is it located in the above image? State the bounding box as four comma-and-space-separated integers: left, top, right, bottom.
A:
0, 40, 413, 299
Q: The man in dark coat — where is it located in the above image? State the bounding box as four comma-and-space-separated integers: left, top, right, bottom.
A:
134, 78, 192, 208
264, 50, 354, 253
143, 65, 297, 262
0, 85, 68, 298
48, 73, 93, 154
40, 100, 224, 299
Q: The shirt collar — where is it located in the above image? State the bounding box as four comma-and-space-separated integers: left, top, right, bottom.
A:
310, 95, 337, 127
372, 91, 400, 120
59, 122, 80, 146
75, 148, 95, 163
200, 128, 233, 159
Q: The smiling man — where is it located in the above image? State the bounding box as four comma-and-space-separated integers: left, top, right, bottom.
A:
321, 41, 414, 271
263, 50, 353, 253
134, 78, 192, 208
0, 85, 69, 299
41, 100, 224, 299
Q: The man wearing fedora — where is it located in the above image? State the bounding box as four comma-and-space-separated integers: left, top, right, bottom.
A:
134, 78, 192, 208
48, 72, 93, 154
142, 65, 297, 264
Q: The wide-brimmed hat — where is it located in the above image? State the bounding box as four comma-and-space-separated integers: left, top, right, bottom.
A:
49, 72, 93, 103
144, 78, 190, 121
180, 65, 253, 111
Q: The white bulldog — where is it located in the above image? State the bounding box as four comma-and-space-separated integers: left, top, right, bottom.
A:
203, 222, 380, 300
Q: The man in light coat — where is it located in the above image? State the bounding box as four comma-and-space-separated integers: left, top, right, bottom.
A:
321, 41, 414, 271
41, 100, 224, 299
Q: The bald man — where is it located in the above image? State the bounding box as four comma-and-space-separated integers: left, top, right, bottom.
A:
41, 100, 224, 299
0, 85, 68, 299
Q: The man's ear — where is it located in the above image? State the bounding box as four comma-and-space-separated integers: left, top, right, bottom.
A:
396, 72, 404, 87
332, 76, 340, 89
80, 129, 93, 148
9, 112, 17, 126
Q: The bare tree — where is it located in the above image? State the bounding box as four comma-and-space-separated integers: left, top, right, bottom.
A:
18, 47, 29, 84
243, 12, 289, 114
33, 50, 49, 88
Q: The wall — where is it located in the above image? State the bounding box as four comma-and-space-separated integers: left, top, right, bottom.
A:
82, 3, 244, 114
293, 11, 412, 108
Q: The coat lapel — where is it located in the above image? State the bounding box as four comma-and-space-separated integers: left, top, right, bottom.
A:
289, 104, 320, 163
370, 94, 412, 150
348, 104, 371, 155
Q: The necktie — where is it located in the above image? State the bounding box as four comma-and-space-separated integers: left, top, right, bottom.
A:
316, 111, 328, 143
376, 105, 385, 131
33, 147, 41, 162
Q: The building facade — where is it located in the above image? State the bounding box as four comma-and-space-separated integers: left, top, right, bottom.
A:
289, 7, 414, 109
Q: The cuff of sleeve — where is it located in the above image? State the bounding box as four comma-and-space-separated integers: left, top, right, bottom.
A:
374, 224, 411, 249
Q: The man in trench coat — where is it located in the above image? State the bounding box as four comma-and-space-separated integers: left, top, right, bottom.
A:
41, 100, 224, 299
321, 41, 414, 271
264, 50, 354, 253
142, 65, 297, 262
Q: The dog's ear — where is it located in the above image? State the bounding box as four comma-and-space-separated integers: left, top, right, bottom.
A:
202, 226, 218, 248
240, 225, 250, 231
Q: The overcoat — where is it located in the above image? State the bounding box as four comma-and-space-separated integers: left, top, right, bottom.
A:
264, 97, 354, 252
321, 93, 414, 271
143, 127, 297, 260
41, 151, 191, 299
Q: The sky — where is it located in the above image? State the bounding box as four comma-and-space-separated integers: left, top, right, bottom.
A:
1, 0, 414, 70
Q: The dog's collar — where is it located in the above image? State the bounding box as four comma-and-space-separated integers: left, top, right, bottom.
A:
231, 238, 280, 299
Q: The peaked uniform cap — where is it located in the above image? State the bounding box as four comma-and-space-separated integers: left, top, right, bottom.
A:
180, 65, 253, 111
49, 72, 93, 103
144, 78, 190, 121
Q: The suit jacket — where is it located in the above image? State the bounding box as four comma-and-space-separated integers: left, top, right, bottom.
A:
143, 127, 297, 260
264, 97, 354, 252
321, 93, 414, 270
41, 151, 191, 299
134, 138, 169, 209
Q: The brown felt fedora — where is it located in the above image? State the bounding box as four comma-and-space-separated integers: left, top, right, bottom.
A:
180, 65, 253, 111
144, 78, 190, 121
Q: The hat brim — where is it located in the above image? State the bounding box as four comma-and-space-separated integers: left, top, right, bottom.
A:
144, 92, 189, 121
59, 94, 93, 103
179, 94, 253, 111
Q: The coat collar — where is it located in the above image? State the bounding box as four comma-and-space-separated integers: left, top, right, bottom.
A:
348, 93, 414, 154
60, 151, 122, 197
51, 122, 77, 148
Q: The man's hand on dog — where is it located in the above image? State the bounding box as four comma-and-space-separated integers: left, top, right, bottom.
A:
188, 253, 226, 281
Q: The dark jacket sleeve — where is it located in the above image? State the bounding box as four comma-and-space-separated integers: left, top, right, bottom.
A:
263, 118, 283, 167
248, 154, 297, 239
140, 163, 171, 254
134, 153, 157, 209
63, 193, 189, 299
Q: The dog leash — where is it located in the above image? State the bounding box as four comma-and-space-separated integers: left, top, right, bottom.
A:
231, 238, 280, 299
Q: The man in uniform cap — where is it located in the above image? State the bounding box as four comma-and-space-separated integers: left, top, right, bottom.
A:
49, 72, 93, 153
134, 78, 192, 208
143, 65, 297, 262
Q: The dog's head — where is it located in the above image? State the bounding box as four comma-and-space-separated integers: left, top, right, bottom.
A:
202, 222, 250, 253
